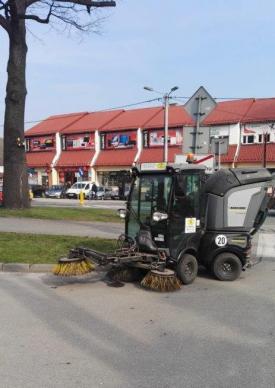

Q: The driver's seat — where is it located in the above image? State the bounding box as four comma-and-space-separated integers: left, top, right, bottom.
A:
136, 227, 158, 254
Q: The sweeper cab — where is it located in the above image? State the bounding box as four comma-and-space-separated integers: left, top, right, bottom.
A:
54, 163, 273, 290
117, 162, 272, 284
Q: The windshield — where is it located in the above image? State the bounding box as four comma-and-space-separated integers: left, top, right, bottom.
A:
71, 183, 86, 189
129, 173, 172, 230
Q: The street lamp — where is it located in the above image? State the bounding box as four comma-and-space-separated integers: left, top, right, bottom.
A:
144, 86, 179, 163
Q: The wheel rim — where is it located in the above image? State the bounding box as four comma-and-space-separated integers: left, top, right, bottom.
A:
184, 261, 195, 277
222, 262, 233, 272
218, 259, 237, 277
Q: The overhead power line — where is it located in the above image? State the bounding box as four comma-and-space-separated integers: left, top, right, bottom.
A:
1, 94, 275, 128
0, 97, 161, 128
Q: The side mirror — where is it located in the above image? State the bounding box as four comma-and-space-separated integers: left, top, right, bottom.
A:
117, 208, 128, 219
152, 212, 168, 222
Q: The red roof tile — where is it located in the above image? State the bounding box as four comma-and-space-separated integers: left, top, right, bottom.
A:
26, 151, 55, 168
95, 149, 137, 166
236, 143, 275, 163
203, 99, 254, 125
100, 107, 163, 131
55, 150, 95, 167
25, 112, 88, 136
144, 105, 194, 128
243, 99, 275, 123
221, 145, 237, 163
61, 110, 124, 134
138, 146, 182, 163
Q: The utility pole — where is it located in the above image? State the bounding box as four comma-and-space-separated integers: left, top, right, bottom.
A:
144, 86, 179, 163
263, 131, 267, 168
163, 93, 169, 163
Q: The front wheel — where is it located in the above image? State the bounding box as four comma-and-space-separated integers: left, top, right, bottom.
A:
177, 254, 198, 285
212, 252, 242, 281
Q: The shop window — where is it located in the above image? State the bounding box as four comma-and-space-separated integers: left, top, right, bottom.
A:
258, 133, 270, 143
100, 134, 106, 150
143, 131, 149, 148
61, 136, 66, 150
25, 138, 30, 152
242, 135, 255, 144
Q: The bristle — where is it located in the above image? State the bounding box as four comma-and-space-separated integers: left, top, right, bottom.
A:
52, 259, 95, 277
141, 271, 181, 292
108, 267, 143, 283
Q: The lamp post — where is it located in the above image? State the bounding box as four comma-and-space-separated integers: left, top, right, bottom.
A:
144, 86, 179, 163
262, 124, 274, 168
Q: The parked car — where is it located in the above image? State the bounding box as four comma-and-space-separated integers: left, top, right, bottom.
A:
66, 181, 93, 199
88, 186, 113, 200
29, 184, 46, 198
109, 186, 120, 200
45, 185, 67, 199
123, 185, 131, 200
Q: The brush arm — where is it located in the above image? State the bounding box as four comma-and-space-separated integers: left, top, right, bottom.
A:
69, 247, 159, 267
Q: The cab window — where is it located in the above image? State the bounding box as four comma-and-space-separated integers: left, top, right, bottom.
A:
173, 174, 200, 218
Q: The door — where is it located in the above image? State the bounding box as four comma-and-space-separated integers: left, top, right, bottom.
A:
127, 173, 172, 246
168, 172, 201, 258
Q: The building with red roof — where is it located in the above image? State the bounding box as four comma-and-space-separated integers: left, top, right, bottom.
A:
138, 105, 194, 164
24, 87, 275, 189
202, 96, 275, 169
55, 110, 124, 184
25, 112, 88, 186
94, 106, 164, 187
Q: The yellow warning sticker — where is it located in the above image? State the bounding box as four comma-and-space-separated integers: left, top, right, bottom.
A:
185, 218, 196, 233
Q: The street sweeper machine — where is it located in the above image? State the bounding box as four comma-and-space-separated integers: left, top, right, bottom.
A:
53, 163, 273, 291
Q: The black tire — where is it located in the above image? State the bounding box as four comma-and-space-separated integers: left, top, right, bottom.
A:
212, 252, 242, 281
177, 254, 198, 285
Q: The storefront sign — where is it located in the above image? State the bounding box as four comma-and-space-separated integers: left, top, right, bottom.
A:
64, 133, 95, 150
146, 129, 182, 147
28, 136, 55, 152
104, 131, 137, 149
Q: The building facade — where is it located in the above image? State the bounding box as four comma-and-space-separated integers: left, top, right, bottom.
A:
25, 87, 275, 186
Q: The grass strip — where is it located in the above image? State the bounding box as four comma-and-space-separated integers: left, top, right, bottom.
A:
0, 206, 122, 223
0, 232, 117, 264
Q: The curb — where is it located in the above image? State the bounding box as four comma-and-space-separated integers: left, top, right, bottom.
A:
0, 263, 53, 273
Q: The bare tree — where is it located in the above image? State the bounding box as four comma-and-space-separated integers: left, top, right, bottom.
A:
0, 0, 116, 208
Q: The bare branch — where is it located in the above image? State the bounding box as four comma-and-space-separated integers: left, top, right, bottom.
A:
22, 13, 49, 22
26, 0, 115, 9
0, 14, 10, 34
55, 0, 115, 6
20, 1, 54, 23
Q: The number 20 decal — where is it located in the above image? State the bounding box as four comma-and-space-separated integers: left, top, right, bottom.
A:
215, 234, 227, 247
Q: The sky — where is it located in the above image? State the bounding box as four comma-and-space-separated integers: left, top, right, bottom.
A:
1, 0, 275, 135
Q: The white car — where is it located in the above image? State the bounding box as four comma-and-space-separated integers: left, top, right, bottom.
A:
66, 181, 93, 199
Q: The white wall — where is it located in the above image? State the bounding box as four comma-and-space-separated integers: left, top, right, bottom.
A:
240, 123, 275, 142
209, 123, 240, 145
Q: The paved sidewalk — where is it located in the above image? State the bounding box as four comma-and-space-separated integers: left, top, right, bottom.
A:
0, 217, 123, 239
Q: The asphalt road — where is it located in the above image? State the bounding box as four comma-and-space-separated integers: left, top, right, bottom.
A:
0, 217, 124, 238
0, 213, 274, 240
0, 215, 274, 387
33, 197, 125, 210
0, 242, 275, 388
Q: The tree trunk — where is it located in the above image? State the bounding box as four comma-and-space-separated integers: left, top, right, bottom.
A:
3, 11, 29, 208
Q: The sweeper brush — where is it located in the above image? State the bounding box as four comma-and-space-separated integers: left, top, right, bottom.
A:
52, 257, 95, 277
141, 269, 181, 292
107, 267, 144, 283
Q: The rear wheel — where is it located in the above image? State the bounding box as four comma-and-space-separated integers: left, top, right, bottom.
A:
212, 252, 242, 281
177, 254, 198, 285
